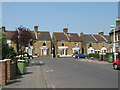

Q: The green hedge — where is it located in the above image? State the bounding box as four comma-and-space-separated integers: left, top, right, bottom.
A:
88, 53, 99, 58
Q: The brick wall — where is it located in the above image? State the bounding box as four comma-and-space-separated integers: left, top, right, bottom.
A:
0, 60, 7, 85
0, 59, 17, 85
33, 40, 51, 57
55, 41, 81, 56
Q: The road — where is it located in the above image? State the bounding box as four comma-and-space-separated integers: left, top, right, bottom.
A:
40, 58, 118, 88
5, 58, 118, 88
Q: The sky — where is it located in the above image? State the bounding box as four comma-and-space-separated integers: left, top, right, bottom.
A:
2, 2, 119, 35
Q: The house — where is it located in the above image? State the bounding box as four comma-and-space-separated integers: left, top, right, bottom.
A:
2, 26, 18, 52
109, 17, 120, 53
52, 28, 82, 57
2, 26, 52, 58
29, 26, 52, 58
80, 31, 110, 55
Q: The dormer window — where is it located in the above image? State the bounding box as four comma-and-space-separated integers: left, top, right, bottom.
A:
43, 41, 46, 46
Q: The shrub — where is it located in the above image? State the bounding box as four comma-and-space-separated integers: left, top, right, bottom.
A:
88, 53, 99, 58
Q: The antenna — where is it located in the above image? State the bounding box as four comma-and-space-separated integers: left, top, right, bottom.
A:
67, 24, 69, 30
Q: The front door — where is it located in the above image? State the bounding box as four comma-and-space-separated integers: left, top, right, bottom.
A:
43, 49, 47, 55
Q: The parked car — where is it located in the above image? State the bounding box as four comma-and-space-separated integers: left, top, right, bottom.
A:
113, 60, 120, 70
75, 54, 87, 58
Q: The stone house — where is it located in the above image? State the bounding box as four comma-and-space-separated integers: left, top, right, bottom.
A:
109, 17, 120, 53
80, 31, 110, 55
2, 26, 52, 58
52, 28, 82, 57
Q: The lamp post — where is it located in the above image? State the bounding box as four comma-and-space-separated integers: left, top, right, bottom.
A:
110, 25, 116, 61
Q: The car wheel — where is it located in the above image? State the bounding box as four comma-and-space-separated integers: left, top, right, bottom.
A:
113, 64, 118, 70
75, 56, 78, 59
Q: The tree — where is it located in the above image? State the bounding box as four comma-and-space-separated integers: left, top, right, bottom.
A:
1, 33, 16, 59
11, 25, 32, 54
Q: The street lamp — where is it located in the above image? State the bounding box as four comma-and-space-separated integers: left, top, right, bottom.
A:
110, 25, 116, 61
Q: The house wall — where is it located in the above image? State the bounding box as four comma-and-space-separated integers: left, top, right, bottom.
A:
55, 41, 81, 56
87, 42, 110, 54
82, 41, 110, 55
33, 40, 51, 57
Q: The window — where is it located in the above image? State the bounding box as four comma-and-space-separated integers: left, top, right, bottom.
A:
43, 41, 46, 46
61, 49, 67, 55
61, 41, 65, 46
89, 43, 92, 47
7, 40, 11, 46
102, 42, 105, 47
91, 50, 93, 53
74, 42, 78, 47
118, 34, 120, 41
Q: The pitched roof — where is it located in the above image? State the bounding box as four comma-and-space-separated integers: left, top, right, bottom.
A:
37, 31, 51, 40
80, 34, 109, 43
3, 30, 51, 41
68, 33, 81, 42
53, 32, 68, 41
103, 35, 110, 42
81, 35, 96, 42
53, 32, 81, 42
92, 35, 107, 42
3, 31, 16, 39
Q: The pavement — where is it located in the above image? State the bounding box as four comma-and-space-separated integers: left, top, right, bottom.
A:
3, 58, 118, 88
5, 60, 47, 88
77, 58, 112, 64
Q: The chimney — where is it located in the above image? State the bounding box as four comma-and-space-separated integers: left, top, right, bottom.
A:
2, 26, 6, 31
63, 28, 68, 34
80, 32, 84, 37
34, 25, 38, 31
98, 30, 104, 36
116, 17, 120, 27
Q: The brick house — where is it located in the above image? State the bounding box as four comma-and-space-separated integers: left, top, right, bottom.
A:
80, 31, 110, 55
2, 26, 52, 58
109, 17, 120, 53
52, 28, 82, 57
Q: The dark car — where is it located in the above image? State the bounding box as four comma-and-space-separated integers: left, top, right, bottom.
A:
75, 54, 87, 58
113, 60, 120, 70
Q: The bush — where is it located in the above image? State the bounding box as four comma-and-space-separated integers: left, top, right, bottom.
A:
8, 47, 17, 59
106, 53, 113, 56
88, 53, 99, 58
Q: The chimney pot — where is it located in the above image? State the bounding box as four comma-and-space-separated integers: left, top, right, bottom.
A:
98, 30, 104, 36
80, 32, 84, 36
63, 28, 68, 34
34, 25, 38, 31
2, 26, 6, 31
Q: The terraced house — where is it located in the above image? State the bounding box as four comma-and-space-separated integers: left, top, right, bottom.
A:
109, 17, 120, 53
52, 28, 82, 57
2, 26, 52, 58
80, 31, 110, 55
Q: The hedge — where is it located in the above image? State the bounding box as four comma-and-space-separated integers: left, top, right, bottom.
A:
88, 53, 99, 58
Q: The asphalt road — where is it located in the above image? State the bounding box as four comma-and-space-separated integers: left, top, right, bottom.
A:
4, 58, 118, 89
38, 58, 118, 88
